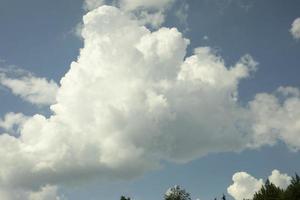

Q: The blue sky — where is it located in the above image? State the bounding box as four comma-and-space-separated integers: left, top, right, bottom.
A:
0, 0, 300, 200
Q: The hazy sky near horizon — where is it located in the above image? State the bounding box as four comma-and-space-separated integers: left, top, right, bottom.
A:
0, 0, 300, 200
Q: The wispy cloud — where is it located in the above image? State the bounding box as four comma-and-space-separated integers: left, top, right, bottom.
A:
82, 0, 179, 28
0, 67, 58, 106
0, 112, 28, 136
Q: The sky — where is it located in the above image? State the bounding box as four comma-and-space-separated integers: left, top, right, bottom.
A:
0, 0, 299, 200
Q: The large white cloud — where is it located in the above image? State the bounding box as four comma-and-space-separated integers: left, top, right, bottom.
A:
228, 170, 291, 200
290, 17, 300, 40
0, 5, 300, 199
0, 5, 256, 191
0, 70, 58, 106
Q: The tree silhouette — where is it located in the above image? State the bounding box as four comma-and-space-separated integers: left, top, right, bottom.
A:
283, 173, 300, 200
253, 179, 283, 200
164, 185, 191, 200
120, 196, 131, 200
221, 194, 226, 200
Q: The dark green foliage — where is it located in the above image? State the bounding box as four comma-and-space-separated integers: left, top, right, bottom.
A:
164, 185, 191, 200
120, 196, 131, 200
253, 179, 283, 200
221, 194, 226, 200
282, 174, 300, 200
214, 194, 226, 200
252, 174, 300, 200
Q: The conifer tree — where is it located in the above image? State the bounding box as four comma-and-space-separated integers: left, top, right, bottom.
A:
283, 174, 300, 200
120, 195, 131, 200
252, 179, 283, 200
164, 185, 191, 200
221, 194, 226, 200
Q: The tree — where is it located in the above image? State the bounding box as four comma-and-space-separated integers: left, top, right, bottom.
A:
221, 194, 226, 200
164, 185, 191, 200
120, 196, 131, 200
252, 179, 283, 200
283, 174, 300, 200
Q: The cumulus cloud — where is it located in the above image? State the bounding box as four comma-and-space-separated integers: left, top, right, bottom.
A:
0, 5, 300, 198
228, 170, 291, 200
290, 17, 300, 39
268, 169, 292, 190
0, 6, 258, 192
227, 172, 263, 200
249, 86, 300, 150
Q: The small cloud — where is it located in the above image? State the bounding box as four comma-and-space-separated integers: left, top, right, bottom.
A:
268, 170, 292, 190
0, 66, 58, 106
227, 172, 263, 200
175, 1, 189, 32
237, 0, 254, 12
136, 10, 166, 29
0, 112, 28, 136
83, 0, 105, 11
290, 17, 300, 40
